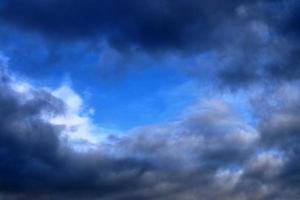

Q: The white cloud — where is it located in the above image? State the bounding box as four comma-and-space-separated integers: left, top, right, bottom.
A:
6, 71, 105, 151
49, 84, 105, 151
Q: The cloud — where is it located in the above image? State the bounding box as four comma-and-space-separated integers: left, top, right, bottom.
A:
0, 64, 157, 200
50, 84, 103, 150
1, 63, 300, 199
216, 0, 300, 86
1, 0, 299, 87
0, 0, 255, 53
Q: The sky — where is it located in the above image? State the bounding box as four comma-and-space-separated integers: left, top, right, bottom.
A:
0, 0, 300, 199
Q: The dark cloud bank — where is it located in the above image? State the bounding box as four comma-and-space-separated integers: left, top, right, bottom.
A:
0, 0, 254, 51
0, 0, 299, 85
0, 0, 300, 199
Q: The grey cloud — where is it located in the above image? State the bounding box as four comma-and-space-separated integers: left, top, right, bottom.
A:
242, 82, 300, 199
1, 66, 300, 199
216, 0, 300, 87
0, 70, 154, 199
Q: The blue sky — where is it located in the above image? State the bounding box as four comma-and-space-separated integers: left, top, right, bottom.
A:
0, 24, 218, 130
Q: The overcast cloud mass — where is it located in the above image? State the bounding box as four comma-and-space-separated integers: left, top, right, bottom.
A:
0, 0, 299, 199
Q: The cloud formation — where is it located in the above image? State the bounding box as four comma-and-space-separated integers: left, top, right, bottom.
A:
1, 63, 300, 199
0, 0, 254, 52
1, 0, 299, 86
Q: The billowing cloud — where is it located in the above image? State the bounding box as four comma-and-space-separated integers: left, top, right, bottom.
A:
1, 61, 300, 199
213, 0, 300, 86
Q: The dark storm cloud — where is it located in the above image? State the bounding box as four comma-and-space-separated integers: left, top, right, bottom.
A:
0, 72, 228, 199
0, 0, 255, 52
0, 70, 154, 200
1, 0, 299, 86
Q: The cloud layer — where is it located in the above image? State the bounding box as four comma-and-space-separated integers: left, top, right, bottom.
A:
0, 0, 254, 52
1, 0, 299, 86
0, 64, 300, 199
